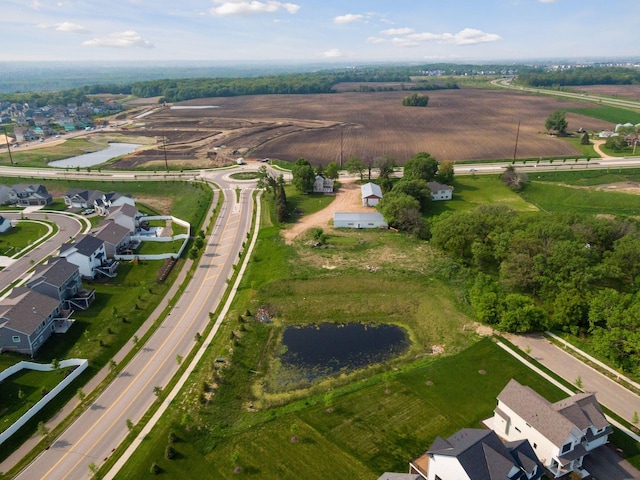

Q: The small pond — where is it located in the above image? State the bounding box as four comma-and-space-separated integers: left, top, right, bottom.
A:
48, 143, 141, 168
281, 323, 409, 380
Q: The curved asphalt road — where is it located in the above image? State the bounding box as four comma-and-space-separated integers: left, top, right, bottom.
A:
15, 170, 256, 480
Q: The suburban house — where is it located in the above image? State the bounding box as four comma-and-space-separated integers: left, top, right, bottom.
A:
492, 379, 612, 478
94, 221, 132, 257
26, 257, 94, 310
94, 191, 135, 216
0, 215, 12, 233
409, 428, 543, 480
107, 203, 140, 234
59, 234, 117, 278
9, 184, 53, 206
0, 287, 72, 356
313, 175, 334, 194
334, 212, 388, 229
427, 182, 453, 201
12, 127, 39, 143
63, 188, 105, 209
361, 182, 383, 207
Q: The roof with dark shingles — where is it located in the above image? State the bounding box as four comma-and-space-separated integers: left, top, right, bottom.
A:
28, 257, 78, 289
94, 221, 130, 245
0, 287, 61, 335
61, 234, 104, 257
426, 428, 540, 480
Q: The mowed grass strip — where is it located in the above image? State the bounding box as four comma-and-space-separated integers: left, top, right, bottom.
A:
430, 175, 537, 215
520, 181, 640, 215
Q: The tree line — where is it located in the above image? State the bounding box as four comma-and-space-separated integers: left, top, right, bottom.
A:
428, 206, 640, 373
517, 67, 640, 87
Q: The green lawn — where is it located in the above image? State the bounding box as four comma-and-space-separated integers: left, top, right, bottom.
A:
429, 175, 537, 215
566, 106, 640, 125
137, 239, 183, 255
0, 367, 72, 434
519, 181, 640, 215
285, 186, 335, 221
0, 221, 50, 256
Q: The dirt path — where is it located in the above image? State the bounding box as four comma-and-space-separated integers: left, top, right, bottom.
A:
592, 139, 614, 159
283, 179, 373, 243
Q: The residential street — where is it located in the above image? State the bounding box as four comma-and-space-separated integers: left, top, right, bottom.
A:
505, 333, 640, 426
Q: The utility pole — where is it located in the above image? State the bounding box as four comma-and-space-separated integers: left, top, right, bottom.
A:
513, 120, 521, 163
339, 126, 344, 167
162, 135, 168, 172
2, 127, 14, 165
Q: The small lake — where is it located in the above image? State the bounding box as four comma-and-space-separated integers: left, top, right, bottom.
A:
48, 143, 141, 168
281, 323, 409, 379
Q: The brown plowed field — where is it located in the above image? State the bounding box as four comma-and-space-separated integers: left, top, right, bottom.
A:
113, 87, 613, 168
571, 85, 640, 101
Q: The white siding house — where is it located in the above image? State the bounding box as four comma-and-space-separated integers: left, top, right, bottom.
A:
361, 182, 383, 206
334, 212, 388, 229
427, 182, 453, 201
313, 175, 334, 194
492, 379, 611, 479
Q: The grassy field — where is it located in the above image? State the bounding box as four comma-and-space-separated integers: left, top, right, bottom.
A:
0, 221, 50, 256
0, 138, 106, 168
284, 187, 335, 220
137, 239, 183, 255
527, 167, 640, 185
519, 181, 640, 215
429, 175, 537, 215
566, 106, 640, 125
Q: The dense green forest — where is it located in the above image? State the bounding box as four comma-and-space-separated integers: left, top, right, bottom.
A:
517, 66, 640, 87
429, 206, 640, 374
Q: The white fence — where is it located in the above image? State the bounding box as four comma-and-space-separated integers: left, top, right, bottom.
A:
0, 358, 89, 444
115, 215, 190, 261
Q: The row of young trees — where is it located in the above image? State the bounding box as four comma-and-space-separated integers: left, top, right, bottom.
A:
517, 66, 640, 87
429, 205, 640, 373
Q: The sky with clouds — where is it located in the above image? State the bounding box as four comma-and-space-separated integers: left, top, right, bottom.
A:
2, 0, 639, 63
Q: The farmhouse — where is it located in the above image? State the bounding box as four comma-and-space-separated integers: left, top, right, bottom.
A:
409, 428, 543, 480
427, 182, 453, 201
313, 175, 334, 194
334, 212, 388, 229
361, 182, 383, 207
491, 379, 611, 479
0, 287, 72, 356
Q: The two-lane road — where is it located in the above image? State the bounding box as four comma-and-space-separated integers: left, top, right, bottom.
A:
15, 170, 256, 480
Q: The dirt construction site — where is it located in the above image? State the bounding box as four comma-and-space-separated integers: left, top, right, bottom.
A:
108, 86, 613, 170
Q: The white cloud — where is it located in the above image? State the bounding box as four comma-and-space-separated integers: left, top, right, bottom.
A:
366, 36, 386, 44
210, 0, 300, 16
333, 13, 363, 24
404, 28, 501, 46
538, 0, 557, 3
82, 30, 154, 49
391, 37, 420, 47
38, 22, 90, 34
321, 48, 343, 58
381, 27, 414, 36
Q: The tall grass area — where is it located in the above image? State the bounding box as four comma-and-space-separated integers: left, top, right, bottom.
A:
531, 167, 640, 185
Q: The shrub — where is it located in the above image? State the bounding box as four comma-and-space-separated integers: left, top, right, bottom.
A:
165, 445, 177, 460
150, 462, 161, 474
168, 431, 178, 443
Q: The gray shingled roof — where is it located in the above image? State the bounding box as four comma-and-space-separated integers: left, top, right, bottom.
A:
427, 181, 452, 193
111, 203, 138, 218
497, 379, 609, 447
28, 257, 78, 288
427, 428, 540, 480
64, 234, 105, 256
94, 221, 130, 245
0, 287, 61, 335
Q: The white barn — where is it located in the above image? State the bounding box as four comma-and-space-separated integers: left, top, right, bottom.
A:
361, 182, 383, 207
334, 212, 387, 229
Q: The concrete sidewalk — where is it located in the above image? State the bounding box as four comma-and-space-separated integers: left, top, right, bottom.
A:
0, 186, 218, 474
505, 332, 640, 427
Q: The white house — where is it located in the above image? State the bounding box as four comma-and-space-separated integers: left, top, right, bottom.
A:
427, 182, 453, 201
409, 428, 543, 480
94, 221, 132, 257
492, 379, 611, 479
0, 215, 12, 233
59, 234, 116, 278
94, 191, 135, 216
313, 175, 334, 194
361, 182, 383, 207
334, 212, 388, 229
63, 189, 105, 209
107, 203, 139, 234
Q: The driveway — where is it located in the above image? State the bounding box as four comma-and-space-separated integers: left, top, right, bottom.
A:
582, 444, 640, 480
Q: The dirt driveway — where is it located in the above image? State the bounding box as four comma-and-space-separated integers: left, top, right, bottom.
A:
283, 179, 373, 243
